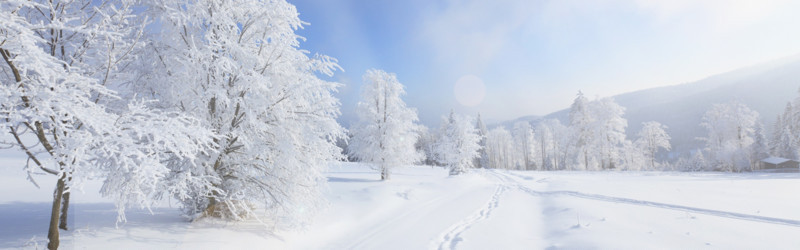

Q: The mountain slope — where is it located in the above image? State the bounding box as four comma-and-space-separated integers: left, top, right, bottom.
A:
527, 55, 800, 157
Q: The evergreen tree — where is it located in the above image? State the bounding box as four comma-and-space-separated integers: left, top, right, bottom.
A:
435, 111, 482, 175
569, 91, 594, 170
769, 114, 785, 156
474, 113, 490, 169
750, 122, 770, 169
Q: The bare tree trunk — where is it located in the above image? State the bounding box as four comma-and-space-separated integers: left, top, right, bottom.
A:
651, 149, 656, 170
59, 191, 70, 230
48, 175, 66, 250
584, 150, 589, 170
541, 138, 546, 170
381, 165, 389, 180
5, 44, 67, 249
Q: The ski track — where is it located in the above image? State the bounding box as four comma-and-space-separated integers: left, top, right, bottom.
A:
433, 184, 506, 250
492, 170, 800, 228
344, 195, 447, 249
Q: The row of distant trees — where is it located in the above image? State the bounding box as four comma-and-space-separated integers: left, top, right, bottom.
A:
346, 70, 482, 179
344, 73, 671, 177
346, 87, 672, 174
415, 92, 673, 172
346, 76, 800, 175
682, 90, 800, 172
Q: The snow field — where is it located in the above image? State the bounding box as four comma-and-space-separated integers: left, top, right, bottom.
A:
491, 170, 800, 249
3, 162, 800, 249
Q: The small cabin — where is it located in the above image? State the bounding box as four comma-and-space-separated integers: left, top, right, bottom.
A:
760, 157, 800, 169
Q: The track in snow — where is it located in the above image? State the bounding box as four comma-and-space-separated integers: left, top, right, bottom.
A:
343, 195, 447, 249
433, 185, 507, 250
492, 170, 800, 228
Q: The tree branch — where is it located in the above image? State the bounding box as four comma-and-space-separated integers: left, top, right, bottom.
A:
8, 122, 58, 175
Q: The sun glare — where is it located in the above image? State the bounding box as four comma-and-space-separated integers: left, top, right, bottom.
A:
454, 74, 486, 107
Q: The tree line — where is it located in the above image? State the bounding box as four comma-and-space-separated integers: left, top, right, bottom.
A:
347, 83, 800, 175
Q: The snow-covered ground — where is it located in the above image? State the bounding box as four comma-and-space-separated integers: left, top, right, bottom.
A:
2, 160, 800, 249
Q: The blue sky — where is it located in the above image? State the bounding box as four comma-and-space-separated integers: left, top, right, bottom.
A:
288, 0, 800, 127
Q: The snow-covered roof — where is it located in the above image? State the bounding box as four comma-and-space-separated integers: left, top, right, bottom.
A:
761, 157, 793, 165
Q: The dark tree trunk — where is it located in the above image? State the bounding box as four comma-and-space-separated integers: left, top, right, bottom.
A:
381, 166, 389, 180
59, 191, 70, 230
48, 176, 66, 250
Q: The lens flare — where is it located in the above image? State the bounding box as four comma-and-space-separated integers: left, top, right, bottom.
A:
454, 75, 486, 107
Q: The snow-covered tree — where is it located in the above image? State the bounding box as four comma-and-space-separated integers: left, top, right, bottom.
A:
534, 122, 552, 170
635, 121, 671, 170
474, 113, 490, 169
415, 125, 440, 166
592, 98, 627, 170
533, 119, 571, 171
776, 126, 797, 159
769, 94, 800, 160
750, 122, 770, 169
569, 91, 595, 170
0, 1, 216, 248
486, 127, 514, 169
565, 93, 629, 171
769, 114, 785, 157
619, 140, 646, 171
700, 101, 760, 172
675, 151, 708, 171
688, 151, 708, 171
512, 121, 536, 170
349, 69, 422, 180
770, 103, 797, 159
143, 0, 345, 223
435, 111, 482, 175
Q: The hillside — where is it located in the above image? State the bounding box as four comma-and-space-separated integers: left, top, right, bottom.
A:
520, 55, 800, 158
494, 115, 542, 130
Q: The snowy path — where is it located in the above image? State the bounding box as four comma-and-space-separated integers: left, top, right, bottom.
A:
433, 185, 507, 250
287, 164, 503, 250
337, 186, 490, 250
344, 195, 449, 249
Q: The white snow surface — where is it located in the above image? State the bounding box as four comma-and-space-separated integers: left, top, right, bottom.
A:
2, 158, 800, 249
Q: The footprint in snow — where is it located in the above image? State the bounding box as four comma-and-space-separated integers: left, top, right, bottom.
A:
395, 189, 413, 200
